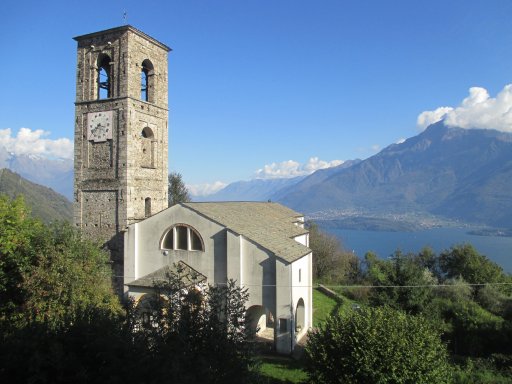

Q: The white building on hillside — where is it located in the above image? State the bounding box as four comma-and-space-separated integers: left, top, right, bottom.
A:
124, 201, 313, 354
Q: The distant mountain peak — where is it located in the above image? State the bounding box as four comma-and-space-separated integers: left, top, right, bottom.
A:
277, 123, 512, 229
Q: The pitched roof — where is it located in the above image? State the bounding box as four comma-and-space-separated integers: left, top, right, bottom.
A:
182, 202, 311, 263
127, 261, 207, 288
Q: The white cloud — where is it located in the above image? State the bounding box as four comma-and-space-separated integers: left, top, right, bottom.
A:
417, 85, 512, 132
0, 128, 73, 159
255, 157, 343, 179
396, 138, 406, 144
187, 181, 227, 197
417, 107, 454, 129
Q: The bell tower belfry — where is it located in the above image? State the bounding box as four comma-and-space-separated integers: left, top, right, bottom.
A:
73, 26, 170, 290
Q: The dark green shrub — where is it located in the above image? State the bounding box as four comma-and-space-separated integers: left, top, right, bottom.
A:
305, 306, 452, 383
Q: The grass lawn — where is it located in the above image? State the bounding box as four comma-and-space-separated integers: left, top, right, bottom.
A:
257, 356, 308, 383
313, 286, 359, 326
312, 287, 338, 326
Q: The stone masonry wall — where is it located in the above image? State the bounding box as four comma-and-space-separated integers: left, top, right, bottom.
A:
73, 26, 170, 294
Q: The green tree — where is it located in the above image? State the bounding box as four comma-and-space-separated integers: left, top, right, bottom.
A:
0, 307, 140, 384
439, 245, 508, 295
436, 276, 472, 302
0, 195, 42, 327
415, 246, 441, 277
440, 244, 506, 284
134, 271, 257, 384
476, 284, 511, 316
168, 172, 191, 206
305, 306, 452, 384
308, 222, 360, 283
0, 195, 121, 331
22, 222, 122, 328
0, 195, 128, 383
441, 298, 509, 356
364, 250, 435, 313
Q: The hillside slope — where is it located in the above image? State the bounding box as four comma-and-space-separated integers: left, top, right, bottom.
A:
0, 146, 73, 200
0, 168, 73, 223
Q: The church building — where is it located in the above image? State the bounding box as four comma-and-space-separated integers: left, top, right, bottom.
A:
72, 25, 312, 354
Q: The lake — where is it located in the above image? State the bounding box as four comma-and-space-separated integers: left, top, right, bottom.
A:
319, 226, 512, 272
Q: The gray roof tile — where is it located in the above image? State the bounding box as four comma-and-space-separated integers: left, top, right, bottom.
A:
182, 202, 311, 263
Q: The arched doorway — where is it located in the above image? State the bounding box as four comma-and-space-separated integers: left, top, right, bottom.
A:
135, 293, 163, 330
295, 298, 305, 333
246, 305, 275, 340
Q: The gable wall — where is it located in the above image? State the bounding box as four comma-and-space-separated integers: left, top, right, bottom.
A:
124, 205, 228, 287
293, 233, 308, 246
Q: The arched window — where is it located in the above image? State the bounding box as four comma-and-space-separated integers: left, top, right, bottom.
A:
141, 59, 154, 102
161, 225, 204, 251
145, 197, 151, 217
141, 126, 154, 139
141, 127, 155, 168
97, 54, 111, 99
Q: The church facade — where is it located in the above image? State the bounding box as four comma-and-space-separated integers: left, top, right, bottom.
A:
73, 26, 312, 354
125, 202, 312, 353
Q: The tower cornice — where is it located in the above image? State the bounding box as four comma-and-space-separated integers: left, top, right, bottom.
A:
75, 96, 169, 112
73, 25, 172, 52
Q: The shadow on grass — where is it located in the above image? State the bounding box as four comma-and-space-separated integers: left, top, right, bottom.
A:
256, 355, 308, 384
329, 296, 343, 317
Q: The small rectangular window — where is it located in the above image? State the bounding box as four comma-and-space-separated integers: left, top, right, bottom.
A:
279, 318, 288, 333
299, 268, 302, 283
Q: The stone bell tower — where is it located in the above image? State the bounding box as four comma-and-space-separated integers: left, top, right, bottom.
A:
73, 26, 170, 291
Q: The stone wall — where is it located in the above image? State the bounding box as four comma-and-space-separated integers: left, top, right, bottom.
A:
73, 26, 170, 294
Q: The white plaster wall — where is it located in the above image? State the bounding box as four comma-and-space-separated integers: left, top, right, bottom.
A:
272, 252, 312, 354
226, 231, 241, 284
275, 260, 292, 354
124, 205, 228, 288
291, 252, 313, 340
293, 233, 308, 246
124, 223, 138, 292
240, 237, 277, 317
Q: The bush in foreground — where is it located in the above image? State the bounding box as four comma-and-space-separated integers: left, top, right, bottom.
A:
305, 306, 452, 384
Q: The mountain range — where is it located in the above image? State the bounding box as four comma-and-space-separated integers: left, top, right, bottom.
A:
2, 122, 511, 230
197, 122, 512, 229
195, 160, 362, 202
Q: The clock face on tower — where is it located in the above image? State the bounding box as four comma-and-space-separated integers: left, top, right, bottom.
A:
87, 111, 113, 142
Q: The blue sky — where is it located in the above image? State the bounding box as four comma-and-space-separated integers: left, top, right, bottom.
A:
2, 0, 512, 194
